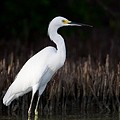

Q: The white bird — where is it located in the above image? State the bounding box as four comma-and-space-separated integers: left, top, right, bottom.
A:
3, 16, 92, 116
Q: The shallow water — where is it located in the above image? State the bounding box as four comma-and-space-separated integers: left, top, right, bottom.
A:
0, 113, 118, 120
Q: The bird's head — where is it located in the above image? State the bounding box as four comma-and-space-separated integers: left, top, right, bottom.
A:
48, 16, 92, 39
49, 16, 92, 28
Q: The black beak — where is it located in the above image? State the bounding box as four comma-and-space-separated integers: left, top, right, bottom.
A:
69, 21, 93, 27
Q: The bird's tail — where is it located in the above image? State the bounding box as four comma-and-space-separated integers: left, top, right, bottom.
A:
3, 87, 15, 106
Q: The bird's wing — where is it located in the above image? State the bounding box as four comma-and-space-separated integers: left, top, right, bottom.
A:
3, 46, 56, 106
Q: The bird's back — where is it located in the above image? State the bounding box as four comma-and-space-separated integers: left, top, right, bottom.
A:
3, 46, 57, 106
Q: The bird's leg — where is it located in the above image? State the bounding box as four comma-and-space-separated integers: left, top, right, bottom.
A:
35, 95, 41, 116
28, 93, 35, 118
28, 84, 39, 119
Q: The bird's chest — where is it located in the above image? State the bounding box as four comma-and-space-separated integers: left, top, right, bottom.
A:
48, 54, 65, 72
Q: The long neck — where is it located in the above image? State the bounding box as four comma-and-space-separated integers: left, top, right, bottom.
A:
48, 26, 66, 63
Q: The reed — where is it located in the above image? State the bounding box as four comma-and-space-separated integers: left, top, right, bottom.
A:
0, 52, 120, 115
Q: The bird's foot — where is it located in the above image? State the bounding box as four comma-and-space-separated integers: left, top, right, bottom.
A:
34, 110, 38, 120
28, 111, 31, 120
28, 115, 31, 120
35, 109, 38, 116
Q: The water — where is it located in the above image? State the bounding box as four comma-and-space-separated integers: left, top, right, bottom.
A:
0, 113, 118, 120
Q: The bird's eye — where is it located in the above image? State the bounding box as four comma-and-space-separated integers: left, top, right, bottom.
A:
62, 20, 66, 23
62, 19, 70, 24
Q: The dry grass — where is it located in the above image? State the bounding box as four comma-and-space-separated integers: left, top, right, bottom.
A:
0, 52, 120, 115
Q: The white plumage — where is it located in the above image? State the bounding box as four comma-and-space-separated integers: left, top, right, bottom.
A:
3, 16, 91, 116
3, 47, 57, 105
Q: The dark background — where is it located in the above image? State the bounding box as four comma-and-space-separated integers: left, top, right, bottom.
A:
0, 0, 120, 63
0, 0, 120, 114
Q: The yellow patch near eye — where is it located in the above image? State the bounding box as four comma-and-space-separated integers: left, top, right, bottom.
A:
62, 20, 71, 24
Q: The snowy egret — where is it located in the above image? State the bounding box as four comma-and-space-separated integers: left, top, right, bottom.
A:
3, 16, 92, 116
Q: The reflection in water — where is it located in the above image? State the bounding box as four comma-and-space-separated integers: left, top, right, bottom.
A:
0, 113, 118, 120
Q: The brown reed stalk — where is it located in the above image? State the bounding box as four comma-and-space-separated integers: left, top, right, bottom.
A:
0, 53, 120, 115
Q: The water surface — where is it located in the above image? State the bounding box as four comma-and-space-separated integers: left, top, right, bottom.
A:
0, 113, 118, 120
